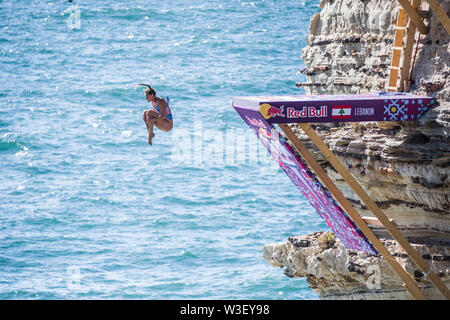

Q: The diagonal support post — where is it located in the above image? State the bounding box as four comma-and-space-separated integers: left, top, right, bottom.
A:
278, 124, 427, 300
278, 124, 426, 300
400, 0, 422, 92
296, 123, 450, 300
424, 0, 450, 35
398, 0, 429, 34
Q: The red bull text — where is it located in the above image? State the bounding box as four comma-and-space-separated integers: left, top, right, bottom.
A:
287, 106, 327, 118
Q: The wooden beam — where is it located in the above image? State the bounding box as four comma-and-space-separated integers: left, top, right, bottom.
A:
424, 0, 450, 35
392, 48, 403, 67
400, 0, 421, 92
278, 124, 427, 300
398, 8, 409, 27
388, 68, 400, 88
398, 0, 430, 34
394, 28, 406, 47
387, 9, 407, 91
363, 216, 397, 227
297, 123, 450, 300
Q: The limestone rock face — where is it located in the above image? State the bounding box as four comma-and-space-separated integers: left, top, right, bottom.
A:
297, 0, 450, 237
263, 232, 450, 299
264, 0, 450, 299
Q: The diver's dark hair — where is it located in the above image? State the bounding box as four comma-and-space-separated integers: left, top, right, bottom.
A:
139, 83, 156, 96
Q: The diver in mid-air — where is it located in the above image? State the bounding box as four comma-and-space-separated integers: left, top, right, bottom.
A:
139, 84, 173, 145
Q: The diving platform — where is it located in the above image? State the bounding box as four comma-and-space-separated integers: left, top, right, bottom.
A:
232, 92, 449, 300
232, 92, 433, 124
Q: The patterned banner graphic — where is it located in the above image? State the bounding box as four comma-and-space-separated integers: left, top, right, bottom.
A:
233, 106, 377, 254
233, 92, 433, 124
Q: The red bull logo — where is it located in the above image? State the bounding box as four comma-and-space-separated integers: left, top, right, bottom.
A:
259, 103, 285, 119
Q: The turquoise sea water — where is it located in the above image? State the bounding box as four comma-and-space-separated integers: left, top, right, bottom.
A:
0, 0, 327, 299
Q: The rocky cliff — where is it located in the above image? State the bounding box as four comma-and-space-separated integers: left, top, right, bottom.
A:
263, 0, 450, 299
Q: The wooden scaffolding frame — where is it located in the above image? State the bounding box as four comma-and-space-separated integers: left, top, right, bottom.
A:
278, 123, 450, 300
234, 0, 450, 300
281, 0, 450, 299
388, 0, 424, 92
234, 93, 450, 299
424, 0, 450, 35
389, 0, 450, 92
283, 1, 450, 299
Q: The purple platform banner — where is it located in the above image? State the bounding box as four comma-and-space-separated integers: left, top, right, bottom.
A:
233, 106, 377, 254
233, 92, 433, 124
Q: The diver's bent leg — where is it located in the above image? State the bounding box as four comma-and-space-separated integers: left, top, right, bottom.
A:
146, 118, 172, 145
143, 111, 160, 143
147, 118, 158, 145
155, 119, 173, 132
143, 111, 153, 137
144, 110, 159, 122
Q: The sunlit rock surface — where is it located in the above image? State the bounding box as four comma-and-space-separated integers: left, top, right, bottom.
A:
263, 232, 450, 299
264, 0, 450, 299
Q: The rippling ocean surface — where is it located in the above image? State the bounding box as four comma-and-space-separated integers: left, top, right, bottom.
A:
0, 0, 326, 299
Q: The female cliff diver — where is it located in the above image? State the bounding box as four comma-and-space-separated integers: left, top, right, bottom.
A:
138, 84, 173, 145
